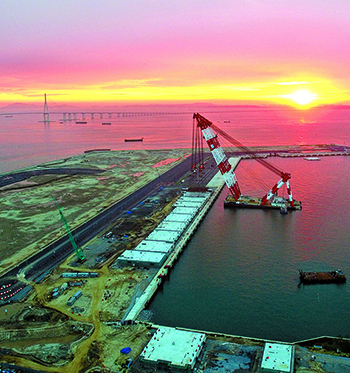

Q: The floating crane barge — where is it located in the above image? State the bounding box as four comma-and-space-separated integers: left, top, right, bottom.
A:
299, 269, 346, 284
224, 195, 302, 210
192, 113, 302, 211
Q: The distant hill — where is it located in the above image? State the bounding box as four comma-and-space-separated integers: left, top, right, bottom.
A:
0, 102, 42, 111
2, 101, 350, 113
82, 102, 265, 112
0, 102, 79, 113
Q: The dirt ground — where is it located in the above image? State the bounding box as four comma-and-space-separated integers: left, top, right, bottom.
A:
0, 251, 157, 372
0, 149, 191, 371
0, 149, 190, 275
2, 149, 349, 372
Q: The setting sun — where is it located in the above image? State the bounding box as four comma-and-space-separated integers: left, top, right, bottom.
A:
284, 90, 318, 106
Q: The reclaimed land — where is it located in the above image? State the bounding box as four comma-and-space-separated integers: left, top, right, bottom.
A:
0, 148, 193, 372
1, 148, 350, 372
0, 149, 190, 275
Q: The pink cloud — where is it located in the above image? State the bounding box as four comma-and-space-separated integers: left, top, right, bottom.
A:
1, 0, 350, 100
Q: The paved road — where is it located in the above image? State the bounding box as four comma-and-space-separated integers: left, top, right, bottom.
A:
0, 156, 195, 284
0, 168, 104, 188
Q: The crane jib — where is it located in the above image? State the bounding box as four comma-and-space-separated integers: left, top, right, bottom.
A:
193, 113, 294, 207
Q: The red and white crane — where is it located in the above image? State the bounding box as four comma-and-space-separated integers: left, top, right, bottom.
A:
193, 113, 296, 208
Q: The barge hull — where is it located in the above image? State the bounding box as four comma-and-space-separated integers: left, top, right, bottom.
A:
299, 270, 346, 284
124, 138, 143, 142
224, 195, 302, 210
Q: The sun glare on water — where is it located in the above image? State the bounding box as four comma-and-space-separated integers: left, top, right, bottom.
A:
284, 89, 317, 106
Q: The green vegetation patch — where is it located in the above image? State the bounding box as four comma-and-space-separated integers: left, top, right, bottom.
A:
0, 149, 189, 264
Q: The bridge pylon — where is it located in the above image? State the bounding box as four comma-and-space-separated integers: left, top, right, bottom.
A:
39, 93, 55, 124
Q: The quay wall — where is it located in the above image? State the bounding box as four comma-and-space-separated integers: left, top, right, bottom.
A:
278, 151, 350, 158
123, 157, 241, 321
238, 150, 350, 160
123, 183, 224, 321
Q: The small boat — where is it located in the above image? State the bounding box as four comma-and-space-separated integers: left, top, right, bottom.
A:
5, 115, 13, 118
102, 122, 111, 125
304, 157, 321, 161
76, 121, 87, 124
84, 148, 111, 153
299, 269, 346, 284
124, 138, 143, 142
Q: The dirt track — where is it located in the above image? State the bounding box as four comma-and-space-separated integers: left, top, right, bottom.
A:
0, 149, 190, 371
0, 148, 190, 274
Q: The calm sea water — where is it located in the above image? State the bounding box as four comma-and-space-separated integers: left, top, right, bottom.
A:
1, 105, 350, 342
1, 105, 350, 173
148, 156, 350, 342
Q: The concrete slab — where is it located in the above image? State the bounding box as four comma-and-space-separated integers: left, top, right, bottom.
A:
157, 220, 187, 232
162, 213, 193, 223
140, 326, 206, 370
117, 250, 166, 267
174, 201, 203, 209
134, 240, 173, 254
147, 229, 181, 243
261, 343, 294, 372
172, 206, 198, 215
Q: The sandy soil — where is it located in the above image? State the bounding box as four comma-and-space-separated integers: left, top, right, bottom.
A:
5, 254, 155, 372
0, 149, 191, 371
0, 149, 190, 275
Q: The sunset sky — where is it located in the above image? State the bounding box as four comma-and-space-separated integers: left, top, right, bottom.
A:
1, 0, 350, 108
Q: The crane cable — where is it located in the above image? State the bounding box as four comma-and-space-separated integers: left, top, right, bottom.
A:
216, 127, 271, 192
211, 123, 290, 179
239, 162, 271, 191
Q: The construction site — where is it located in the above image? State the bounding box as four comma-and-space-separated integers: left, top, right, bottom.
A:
0, 113, 350, 372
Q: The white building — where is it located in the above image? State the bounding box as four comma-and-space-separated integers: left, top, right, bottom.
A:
134, 240, 174, 254
261, 343, 294, 373
147, 228, 182, 243
117, 250, 167, 267
140, 326, 206, 370
116, 191, 211, 268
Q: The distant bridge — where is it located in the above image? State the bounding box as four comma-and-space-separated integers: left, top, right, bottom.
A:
0, 109, 239, 122
0, 110, 194, 119
0, 110, 192, 120
59, 110, 194, 121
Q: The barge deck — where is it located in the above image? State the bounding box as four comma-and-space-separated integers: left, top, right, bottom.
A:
299, 269, 346, 284
224, 195, 302, 210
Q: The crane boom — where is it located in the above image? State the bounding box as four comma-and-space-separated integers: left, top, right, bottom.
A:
193, 113, 241, 200
193, 113, 295, 207
210, 122, 289, 177
51, 196, 86, 261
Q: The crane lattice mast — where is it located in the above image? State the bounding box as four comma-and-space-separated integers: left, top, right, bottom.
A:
51, 196, 86, 261
191, 116, 205, 171
193, 113, 294, 207
193, 113, 241, 200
